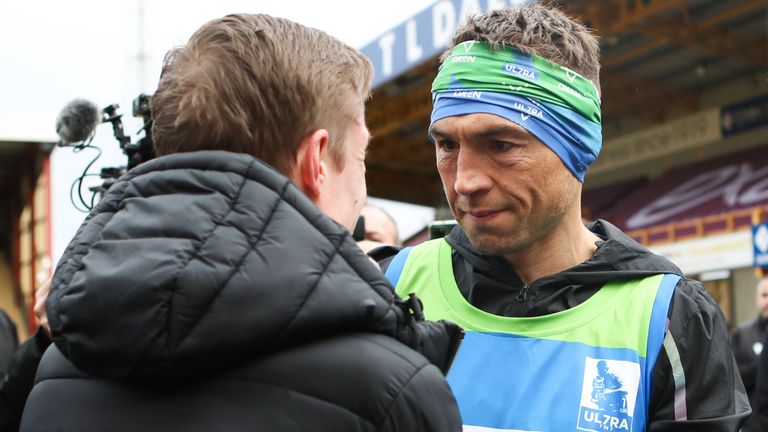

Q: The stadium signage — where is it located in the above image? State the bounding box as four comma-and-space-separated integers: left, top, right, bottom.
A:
754, 223, 768, 268
722, 94, 768, 137
651, 231, 753, 275
626, 161, 768, 229
361, 0, 532, 87
591, 108, 722, 175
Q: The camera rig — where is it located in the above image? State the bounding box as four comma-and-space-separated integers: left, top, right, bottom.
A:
66, 93, 155, 211
95, 93, 155, 191
101, 93, 154, 170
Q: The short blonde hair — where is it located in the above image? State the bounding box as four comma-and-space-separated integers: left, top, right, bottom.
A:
151, 14, 373, 174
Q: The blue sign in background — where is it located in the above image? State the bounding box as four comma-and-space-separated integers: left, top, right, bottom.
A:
360, 0, 532, 88
753, 223, 768, 268
721, 94, 768, 137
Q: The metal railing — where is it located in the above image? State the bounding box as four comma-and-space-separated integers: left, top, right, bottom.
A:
626, 205, 768, 246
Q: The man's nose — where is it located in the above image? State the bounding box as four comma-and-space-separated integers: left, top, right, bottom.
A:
454, 148, 492, 196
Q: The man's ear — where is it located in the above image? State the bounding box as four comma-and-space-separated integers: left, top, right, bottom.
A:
292, 129, 330, 200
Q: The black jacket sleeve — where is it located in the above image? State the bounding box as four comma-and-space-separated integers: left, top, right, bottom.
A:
0, 310, 19, 375
648, 279, 750, 431
0, 328, 51, 432
379, 364, 462, 432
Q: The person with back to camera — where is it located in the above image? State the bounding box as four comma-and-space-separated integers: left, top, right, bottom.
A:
20, 13, 462, 432
378, 3, 749, 430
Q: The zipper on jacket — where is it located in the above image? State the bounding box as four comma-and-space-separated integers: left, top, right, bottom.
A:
515, 283, 529, 303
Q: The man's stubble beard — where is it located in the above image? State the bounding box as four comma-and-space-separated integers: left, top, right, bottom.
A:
461, 200, 571, 257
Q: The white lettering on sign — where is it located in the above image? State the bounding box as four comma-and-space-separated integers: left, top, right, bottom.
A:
626, 163, 768, 229
377, 32, 396, 77
740, 173, 768, 205
486, 0, 509, 10
363, 0, 526, 85
650, 231, 753, 275
405, 19, 423, 63
459, 0, 482, 19
756, 226, 768, 254
432, 1, 456, 50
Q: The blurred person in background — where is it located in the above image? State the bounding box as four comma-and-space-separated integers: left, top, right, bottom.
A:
20, 13, 461, 432
0, 280, 51, 432
361, 204, 400, 246
0, 308, 18, 376
732, 276, 768, 432
357, 203, 401, 255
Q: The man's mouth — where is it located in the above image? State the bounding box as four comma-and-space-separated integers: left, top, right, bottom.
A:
465, 209, 502, 222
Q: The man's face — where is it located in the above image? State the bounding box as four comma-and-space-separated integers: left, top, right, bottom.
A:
361, 205, 399, 245
757, 278, 768, 319
431, 113, 580, 256
319, 102, 369, 232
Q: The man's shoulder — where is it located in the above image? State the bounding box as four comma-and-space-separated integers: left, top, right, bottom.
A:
26, 334, 452, 431
663, 276, 732, 360
733, 317, 761, 333
666, 277, 723, 322
731, 317, 763, 345
672, 277, 717, 309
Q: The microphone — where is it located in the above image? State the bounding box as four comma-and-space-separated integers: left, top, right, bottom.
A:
353, 215, 366, 241
55, 99, 101, 145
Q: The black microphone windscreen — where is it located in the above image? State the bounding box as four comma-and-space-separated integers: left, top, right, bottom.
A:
55, 99, 100, 144
353, 215, 366, 241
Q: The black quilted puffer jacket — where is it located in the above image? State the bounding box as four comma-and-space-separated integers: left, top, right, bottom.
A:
21, 151, 462, 432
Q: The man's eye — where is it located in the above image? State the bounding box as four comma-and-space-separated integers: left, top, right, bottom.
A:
491, 141, 514, 152
437, 141, 458, 151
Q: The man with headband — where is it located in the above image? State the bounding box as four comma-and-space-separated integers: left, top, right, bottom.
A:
380, 3, 749, 430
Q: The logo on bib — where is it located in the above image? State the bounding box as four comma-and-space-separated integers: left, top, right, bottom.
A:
577, 357, 640, 432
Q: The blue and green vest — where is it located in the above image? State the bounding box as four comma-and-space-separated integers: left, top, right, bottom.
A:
386, 239, 678, 432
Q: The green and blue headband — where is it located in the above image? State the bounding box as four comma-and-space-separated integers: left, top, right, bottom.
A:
431, 41, 602, 181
